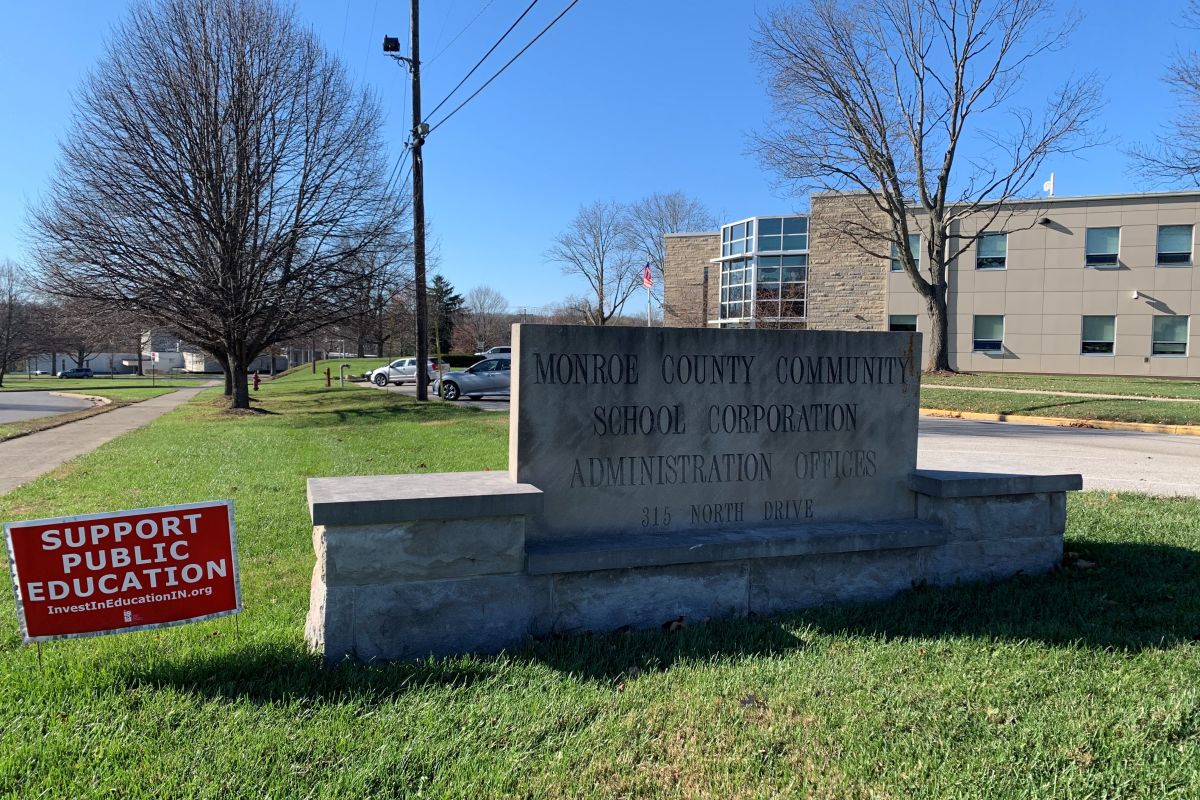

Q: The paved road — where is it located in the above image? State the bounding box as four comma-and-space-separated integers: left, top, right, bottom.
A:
0, 391, 94, 423
918, 416, 1200, 497
0, 384, 216, 496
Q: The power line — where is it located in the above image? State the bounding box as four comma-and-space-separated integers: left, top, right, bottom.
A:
427, 0, 497, 66
423, 0, 539, 123
427, 0, 459, 60
338, 0, 353, 51
427, 0, 581, 135
361, 0, 381, 76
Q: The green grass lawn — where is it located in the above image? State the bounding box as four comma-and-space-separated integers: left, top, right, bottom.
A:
1, 367, 1199, 797
923, 371, 1200, 400
921, 388, 1200, 426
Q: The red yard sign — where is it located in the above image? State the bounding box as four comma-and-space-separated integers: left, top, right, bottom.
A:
4, 501, 241, 642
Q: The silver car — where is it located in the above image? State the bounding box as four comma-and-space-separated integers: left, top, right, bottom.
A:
435, 357, 511, 401
369, 357, 448, 386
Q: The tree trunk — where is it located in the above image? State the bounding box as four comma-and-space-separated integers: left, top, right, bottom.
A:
135, 336, 144, 376
924, 286, 952, 373
231, 359, 250, 409
51, 352, 57, 373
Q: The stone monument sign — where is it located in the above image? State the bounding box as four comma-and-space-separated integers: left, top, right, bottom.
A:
510, 325, 919, 540
306, 325, 1080, 663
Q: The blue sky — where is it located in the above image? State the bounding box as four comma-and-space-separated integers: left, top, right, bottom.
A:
0, 0, 1189, 310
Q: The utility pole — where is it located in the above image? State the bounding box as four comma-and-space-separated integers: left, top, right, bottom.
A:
385, 0, 430, 400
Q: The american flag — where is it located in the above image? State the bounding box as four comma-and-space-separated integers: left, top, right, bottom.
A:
642, 263, 653, 289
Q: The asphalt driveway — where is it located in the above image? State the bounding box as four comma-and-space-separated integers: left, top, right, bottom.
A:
0, 390, 94, 423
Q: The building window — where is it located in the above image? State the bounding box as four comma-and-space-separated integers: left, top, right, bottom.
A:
1085, 226, 1119, 267
973, 315, 1004, 353
975, 232, 1008, 270
721, 220, 755, 257
1081, 315, 1115, 355
890, 234, 920, 272
1152, 316, 1189, 356
719, 258, 751, 320
1157, 225, 1193, 266
754, 254, 807, 320
889, 314, 917, 332
756, 216, 807, 253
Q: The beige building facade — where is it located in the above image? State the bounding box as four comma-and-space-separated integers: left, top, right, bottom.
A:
663, 191, 1200, 377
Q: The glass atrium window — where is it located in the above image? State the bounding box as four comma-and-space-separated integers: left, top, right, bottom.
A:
976, 233, 1008, 270
721, 220, 755, 257
718, 215, 809, 325
1081, 315, 1115, 355
754, 254, 807, 320
890, 234, 920, 272
973, 315, 1004, 352
889, 315, 917, 332
719, 258, 752, 320
1152, 316, 1189, 356
1157, 225, 1193, 266
1085, 227, 1120, 267
756, 217, 808, 252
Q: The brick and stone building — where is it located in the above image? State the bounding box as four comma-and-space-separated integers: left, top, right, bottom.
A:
663, 190, 1200, 377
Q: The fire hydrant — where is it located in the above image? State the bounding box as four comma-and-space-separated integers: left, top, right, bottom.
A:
252, 371, 260, 392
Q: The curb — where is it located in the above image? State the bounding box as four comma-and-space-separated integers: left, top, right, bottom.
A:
919, 407, 1200, 437
49, 391, 113, 407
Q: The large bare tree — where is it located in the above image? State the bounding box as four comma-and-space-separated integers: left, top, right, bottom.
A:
31, 0, 402, 407
546, 201, 639, 326
755, 0, 1100, 371
1133, 0, 1200, 184
623, 192, 717, 307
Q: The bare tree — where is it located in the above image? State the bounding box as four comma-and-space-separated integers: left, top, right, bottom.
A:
1133, 0, 1200, 184
31, 0, 401, 407
458, 285, 510, 351
755, 0, 1100, 371
0, 261, 41, 386
53, 299, 112, 371
340, 250, 413, 357
623, 191, 717, 309
546, 201, 639, 326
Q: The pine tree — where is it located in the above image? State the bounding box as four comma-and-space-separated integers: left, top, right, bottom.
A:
427, 275, 463, 355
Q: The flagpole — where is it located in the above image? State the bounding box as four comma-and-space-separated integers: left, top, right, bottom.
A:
643, 263, 652, 327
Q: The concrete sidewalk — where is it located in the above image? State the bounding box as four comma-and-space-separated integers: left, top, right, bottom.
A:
0, 383, 215, 497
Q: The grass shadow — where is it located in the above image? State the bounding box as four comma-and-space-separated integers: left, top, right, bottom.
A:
270, 395, 487, 427
121, 615, 807, 704
117, 640, 503, 705
120, 539, 1200, 704
792, 539, 1200, 651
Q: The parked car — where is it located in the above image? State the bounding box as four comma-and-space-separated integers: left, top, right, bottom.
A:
368, 357, 449, 387
57, 367, 94, 379
473, 345, 511, 358
434, 357, 511, 401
